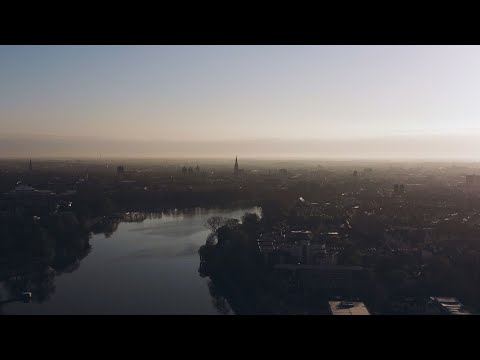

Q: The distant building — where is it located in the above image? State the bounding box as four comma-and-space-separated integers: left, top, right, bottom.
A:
1, 184, 56, 217
383, 226, 431, 248
392, 183, 405, 195
234, 156, 239, 175
329, 301, 370, 315
466, 175, 480, 189
292, 197, 324, 217
29, 159, 32, 171
117, 165, 125, 176
118, 180, 137, 190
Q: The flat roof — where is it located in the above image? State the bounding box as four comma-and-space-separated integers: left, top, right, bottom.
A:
329, 301, 370, 315
274, 264, 364, 271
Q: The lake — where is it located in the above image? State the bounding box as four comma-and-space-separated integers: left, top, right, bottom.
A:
0, 207, 261, 315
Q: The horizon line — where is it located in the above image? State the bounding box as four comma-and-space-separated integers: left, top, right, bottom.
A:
3, 155, 480, 163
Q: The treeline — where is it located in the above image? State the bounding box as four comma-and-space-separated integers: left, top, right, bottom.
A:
198, 212, 285, 314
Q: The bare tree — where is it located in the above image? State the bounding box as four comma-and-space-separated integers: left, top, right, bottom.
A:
224, 218, 240, 228
205, 216, 228, 234
205, 232, 217, 247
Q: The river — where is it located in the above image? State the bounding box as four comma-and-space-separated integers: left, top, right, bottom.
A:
0, 207, 261, 315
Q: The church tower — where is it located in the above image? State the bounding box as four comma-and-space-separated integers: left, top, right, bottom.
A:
234, 156, 239, 175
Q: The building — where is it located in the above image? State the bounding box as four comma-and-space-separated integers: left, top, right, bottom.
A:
293, 197, 324, 217
466, 175, 480, 189
382, 296, 472, 315
286, 230, 313, 264
1, 184, 56, 217
274, 263, 370, 293
329, 301, 370, 315
387, 297, 426, 314
234, 156, 239, 175
393, 184, 405, 194
117, 165, 125, 176
118, 180, 137, 190
258, 230, 339, 266
383, 226, 429, 248
257, 233, 278, 265
426, 297, 471, 315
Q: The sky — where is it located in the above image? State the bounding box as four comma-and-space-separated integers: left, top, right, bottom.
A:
1, 45, 480, 159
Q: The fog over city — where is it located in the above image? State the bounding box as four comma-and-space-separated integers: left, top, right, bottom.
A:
2, 133, 480, 159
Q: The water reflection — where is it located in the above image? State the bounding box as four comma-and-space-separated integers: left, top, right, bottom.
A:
0, 220, 105, 309
207, 280, 232, 315
1, 207, 261, 314
197, 211, 273, 315
197, 210, 334, 315
3, 266, 56, 304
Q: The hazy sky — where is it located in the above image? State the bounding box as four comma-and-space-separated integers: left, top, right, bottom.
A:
1, 45, 480, 158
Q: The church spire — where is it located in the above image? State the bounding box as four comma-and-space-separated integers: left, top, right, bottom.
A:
234, 156, 239, 174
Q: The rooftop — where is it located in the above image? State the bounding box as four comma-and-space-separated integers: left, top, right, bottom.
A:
329, 301, 370, 315
274, 264, 364, 271
430, 297, 471, 315
13, 185, 35, 192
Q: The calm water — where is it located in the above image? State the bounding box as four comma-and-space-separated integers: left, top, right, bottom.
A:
1, 207, 261, 315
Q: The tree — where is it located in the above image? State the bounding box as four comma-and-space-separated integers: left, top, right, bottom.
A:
242, 212, 260, 226
241, 212, 261, 246
205, 232, 217, 247
205, 216, 228, 234
225, 218, 240, 229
